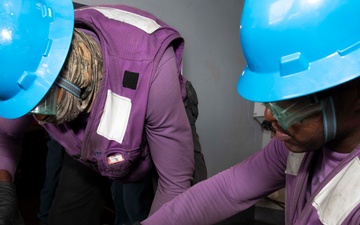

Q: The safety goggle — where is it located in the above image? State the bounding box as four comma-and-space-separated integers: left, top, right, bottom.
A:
30, 76, 83, 116
263, 94, 323, 130
30, 85, 59, 116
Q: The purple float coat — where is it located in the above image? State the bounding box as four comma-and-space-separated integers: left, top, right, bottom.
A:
0, 5, 194, 213
142, 137, 360, 225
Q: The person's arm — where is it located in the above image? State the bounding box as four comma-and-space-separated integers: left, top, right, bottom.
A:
142, 138, 288, 225
145, 46, 195, 213
0, 116, 33, 180
0, 116, 33, 225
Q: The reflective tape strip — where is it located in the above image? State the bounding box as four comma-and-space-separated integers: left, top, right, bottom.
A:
312, 157, 360, 225
97, 90, 131, 144
76, 6, 161, 34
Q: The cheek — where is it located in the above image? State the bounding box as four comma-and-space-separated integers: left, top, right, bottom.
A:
287, 116, 325, 151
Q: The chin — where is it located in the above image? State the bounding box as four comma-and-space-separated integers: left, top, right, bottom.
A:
285, 142, 321, 153
285, 143, 308, 153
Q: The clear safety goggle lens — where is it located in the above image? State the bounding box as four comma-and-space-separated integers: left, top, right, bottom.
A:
30, 85, 59, 116
264, 95, 323, 130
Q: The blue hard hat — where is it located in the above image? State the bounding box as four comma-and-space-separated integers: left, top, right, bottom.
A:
0, 0, 74, 118
237, 0, 360, 102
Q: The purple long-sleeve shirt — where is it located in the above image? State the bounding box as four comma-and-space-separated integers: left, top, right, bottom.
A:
142, 137, 287, 225
0, 46, 194, 213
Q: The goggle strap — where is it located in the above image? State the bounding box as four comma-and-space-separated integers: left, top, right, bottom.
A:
55, 77, 81, 99
322, 96, 337, 143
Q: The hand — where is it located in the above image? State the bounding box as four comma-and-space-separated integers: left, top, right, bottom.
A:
0, 182, 24, 225
0, 170, 12, 182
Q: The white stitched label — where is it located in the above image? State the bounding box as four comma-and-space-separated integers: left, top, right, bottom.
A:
97, 90, 131, 144
312, 157, 360, 225
76, 6, 161, 34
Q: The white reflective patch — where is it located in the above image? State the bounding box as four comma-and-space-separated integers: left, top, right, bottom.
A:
285, 152, 305, 175
312, 157, 360, 225
97, 90, 131, 144
77, 6, 161, 34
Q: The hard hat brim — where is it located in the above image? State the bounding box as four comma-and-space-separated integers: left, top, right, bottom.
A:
0, 0, 74, 119
237, 47, 360, 103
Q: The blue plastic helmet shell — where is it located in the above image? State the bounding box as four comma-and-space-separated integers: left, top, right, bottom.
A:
237, 0, 360, 102
0, 0, 74, 118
